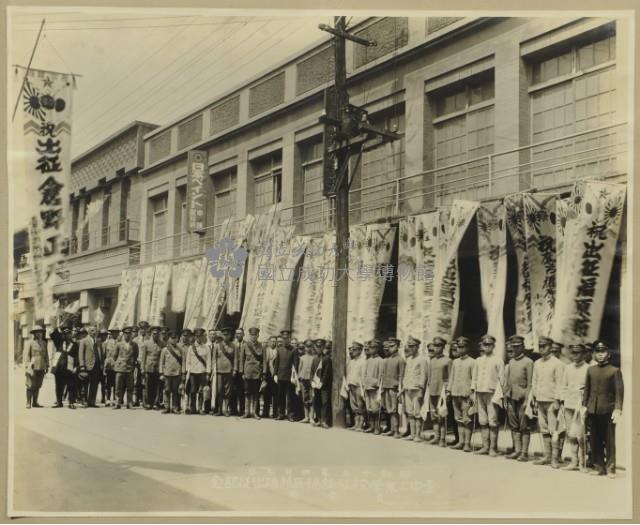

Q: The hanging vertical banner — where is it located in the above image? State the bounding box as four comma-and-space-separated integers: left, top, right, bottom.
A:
148, 263, 172, 326
355, 224, 396, 342
293, 237, 327, 341
185, 256, 209, 329
414, 212, 438, 348
523, 194, 557, 346
396, 216, 416, 346
347, 226, 367, 342
505, 194, 534, 348
430, 200, 479, 340
555, 197, 571, 297
258, 230, 304, 337
318, 231, 337, 341
123, 269, 142, 327
187, 150, 207, 233
477, 204, 508, 359
551, 181, 626, 345
226, 215, 255, 315
109, 270, 132, 330
170, 261, 192, 312
137, 265, 156, 322
15, 69, 75, 318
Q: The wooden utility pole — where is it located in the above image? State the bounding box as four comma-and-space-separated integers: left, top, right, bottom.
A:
319, 17, 400, 426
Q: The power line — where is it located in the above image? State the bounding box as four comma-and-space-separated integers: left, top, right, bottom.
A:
74, 18, 251, 148
14, 18, 290, 31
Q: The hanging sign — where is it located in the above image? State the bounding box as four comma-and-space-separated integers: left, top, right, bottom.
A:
187, 150, 207, 233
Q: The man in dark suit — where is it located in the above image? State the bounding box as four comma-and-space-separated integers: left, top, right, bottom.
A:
50, 325, 79, 409
273, 332, 296, 421
582, 340, 623, 478
78, 326, 100, 407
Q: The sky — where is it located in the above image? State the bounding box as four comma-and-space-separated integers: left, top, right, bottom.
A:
9, 7, 363, 231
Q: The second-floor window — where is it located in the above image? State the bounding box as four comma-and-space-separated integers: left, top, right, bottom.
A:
430, 72, 495, 203
299, 138, 324, 233
251, 151, 282, 216
213, 168, 237, 228
151, 193, 168, 259
101, 186, 111, 247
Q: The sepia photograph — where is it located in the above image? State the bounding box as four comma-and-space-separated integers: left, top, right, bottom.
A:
6, 4, 635, 520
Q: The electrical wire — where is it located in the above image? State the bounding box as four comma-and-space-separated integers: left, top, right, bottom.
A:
74, 18, 251, 146
14, 18, 291, 31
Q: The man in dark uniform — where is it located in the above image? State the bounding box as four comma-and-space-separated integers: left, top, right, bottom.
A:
262, 335, 278, 418
77, 326, 96, 408
140, 326, 163, 409
213, 327, 235, 416
132, 321, 150, 407
274, 333, 296, 421
103, 328, 119, 406
315, 339, 333, 429
95, 329, 108, 405
230, 328, 246, 416
582, 340, 623, 478
112, 326, 139, 409
185, 327, 211, 414
50, 325, 78, 409
160, 329, 185, 414
236, 327, 264, 419
177, 328, 193, 412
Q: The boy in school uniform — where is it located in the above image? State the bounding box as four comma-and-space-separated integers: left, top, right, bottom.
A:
425, 337, 451, 447
504, 335, 534, 461
381, 338, 405, 438
236, 327, 264, 419
362, 339, 384, 435
447, 336, 476, 452
559, 342, 589, 471
296, 339, 315, 423
582, 340, 623, 478
159, 329, 185, 414
313, 340, 333, 429
346, 341, 366, 432
471, 334, 505, 457
401, 336, 427, 442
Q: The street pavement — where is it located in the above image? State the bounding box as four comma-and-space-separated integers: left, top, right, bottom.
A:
10, 371, 631, 518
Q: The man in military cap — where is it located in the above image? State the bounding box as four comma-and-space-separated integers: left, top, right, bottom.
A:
77, 326, 95, 408
112, 326, 139, 409
160, 329, 185, 414
402, 336, 427, 442
504, 335, 534, 461
185, 327, 212, 414
273, 331, 296, 421
447, 336, 476, 452
132, 321, 150, 406
22, 325, 48, 409
552, 340, 570, 365
346, 341, 366, 431
362, 339, 384, 434
140, 326, 163, 409
261, 335, 279, 418
380, 338, 404, 438
531, 335, 565, 467
230, 328, 246, 416
103, 328, 120, 406
309, 338, 326, 425
559, 343, 589, 471
177, 328, 193, 411
472, 334, 505, 457
426, 337, 451, 446
236, 327, 264, 419
582, 340, 623, 478
211, 327, 234, 416
50, 324, 78, 409
95, 329, 109, 405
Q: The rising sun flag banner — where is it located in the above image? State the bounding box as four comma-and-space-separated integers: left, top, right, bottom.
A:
14, 68, 75, 319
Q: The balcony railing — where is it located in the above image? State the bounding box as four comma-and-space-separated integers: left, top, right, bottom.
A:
132, 122, 627, 265
69, 219, 140, 255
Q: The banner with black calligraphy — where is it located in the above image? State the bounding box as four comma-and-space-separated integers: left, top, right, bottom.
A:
505, 194, 534, 349
187, 150, 207, 233
15, 68, 74, 319
523, 194, 557, 347
137, 265, 156, 323
148, 263, 172, 326
430, 200, 479, 341
477, 204, 507, 359
551, 181, 625, 345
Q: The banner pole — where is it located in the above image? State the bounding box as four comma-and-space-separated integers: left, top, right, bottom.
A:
12, 18, 45, 122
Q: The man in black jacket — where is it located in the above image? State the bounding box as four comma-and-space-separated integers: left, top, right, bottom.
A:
50, 325, 79, 409
582, 340, 623, 478
273, 333, 295, 421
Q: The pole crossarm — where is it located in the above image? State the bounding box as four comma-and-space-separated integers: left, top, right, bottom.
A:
318, 23, 377, 47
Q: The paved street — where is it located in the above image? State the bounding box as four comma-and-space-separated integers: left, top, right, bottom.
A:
10, 370, 630, 518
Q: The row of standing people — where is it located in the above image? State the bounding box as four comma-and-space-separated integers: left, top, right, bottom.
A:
344, 333, 623, 478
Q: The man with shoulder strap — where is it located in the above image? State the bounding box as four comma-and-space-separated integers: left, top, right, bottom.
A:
140, 326, 163, 410
132, 321, 150, 407
160, 329, 185, 414
236, 327, 264, 419
112, 326, 139, 409
185, 327, 211, 414
213, 327, 235, 416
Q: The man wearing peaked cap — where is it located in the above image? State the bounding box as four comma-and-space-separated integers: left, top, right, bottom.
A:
346, 341, 366, 431
504, 334, 534, 461
381, 337, 405, 438
23, 325, 48, 409
472, 334, 504, 457
112, 325, 139, 409
362, 337, 384, 434
583, 339, 623, 478
132, 322, 149, 407
426, 336, 451, 447
212, 326, 235, 416
140, 325, 164, 410
185, 326, 212, 414
447, 335, 475, 452
531, 335, 565, 468
103, 327, 120, 406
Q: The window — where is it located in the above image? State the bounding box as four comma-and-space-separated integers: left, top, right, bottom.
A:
119, 178, 130, 241
299, 138, 324, 233
151, 193, 168, 260
81, 196, 91, 251
358, 108, 405, 222
529, 31, 618, 187
71, 200, 79, 254
430, 73, 494, 204
214, 168, 237, 227
251, 151, 282, 216
101, 186, 111, 247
